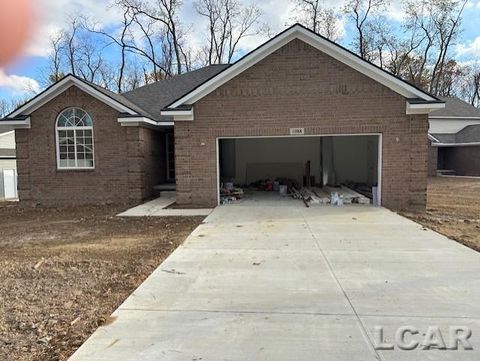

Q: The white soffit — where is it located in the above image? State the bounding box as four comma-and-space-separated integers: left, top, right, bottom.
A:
0, 117, 31, 129
167, 24, 438, 110
118, 116, 173, 128
406, 102, 445, 115
160, 108, 194, 121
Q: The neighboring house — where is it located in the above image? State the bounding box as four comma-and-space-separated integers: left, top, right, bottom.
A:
0, 24, 445, 211
0, 130, 17, 200
428, 96, 480, 176
0, 131, 16, 168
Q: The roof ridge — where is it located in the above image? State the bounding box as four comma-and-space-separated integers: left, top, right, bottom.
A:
123, 64, 230, 96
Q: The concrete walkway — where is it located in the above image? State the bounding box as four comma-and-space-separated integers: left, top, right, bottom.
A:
117, 196, 213, 217
71, 197, 480, 360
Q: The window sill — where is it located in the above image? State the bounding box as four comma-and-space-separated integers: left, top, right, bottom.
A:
56, 168, 96, 172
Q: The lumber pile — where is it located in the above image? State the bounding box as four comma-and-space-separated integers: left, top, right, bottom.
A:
323, 186, 371, 205
289, 185, 371, 207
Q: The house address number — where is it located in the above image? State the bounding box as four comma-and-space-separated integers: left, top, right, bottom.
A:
289, 127, 305, 135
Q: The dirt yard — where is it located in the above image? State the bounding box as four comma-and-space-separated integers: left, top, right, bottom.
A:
0, 203, 203, 361
403, 176, 480, 252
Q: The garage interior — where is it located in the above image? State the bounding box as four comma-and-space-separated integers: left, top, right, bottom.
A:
218, 135, 380, 206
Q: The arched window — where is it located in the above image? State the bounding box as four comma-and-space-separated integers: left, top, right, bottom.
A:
56, 108, 94, 169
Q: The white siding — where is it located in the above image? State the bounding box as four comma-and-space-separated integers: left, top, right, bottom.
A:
0, 131, 15, 149
429, 118, 480, 134
0, 159, 16, 170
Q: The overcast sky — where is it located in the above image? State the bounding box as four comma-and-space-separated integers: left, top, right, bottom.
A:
1, 0, 480, 103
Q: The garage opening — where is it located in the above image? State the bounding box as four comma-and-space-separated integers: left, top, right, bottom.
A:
218, 135, 381, 206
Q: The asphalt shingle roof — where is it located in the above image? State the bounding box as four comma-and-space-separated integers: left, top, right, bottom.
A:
431, 133, 457, 143
431, 96, 480, 118
82, 79, 156, 119
122, 65, 229, 121
432, 124, 480, 144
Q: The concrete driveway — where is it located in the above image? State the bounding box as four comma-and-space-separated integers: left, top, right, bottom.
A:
70, 196, 480, 361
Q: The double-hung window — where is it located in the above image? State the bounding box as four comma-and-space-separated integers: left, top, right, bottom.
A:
56, 108, 94, 169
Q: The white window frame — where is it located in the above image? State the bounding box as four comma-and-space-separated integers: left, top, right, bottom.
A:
55, 107, 95, 170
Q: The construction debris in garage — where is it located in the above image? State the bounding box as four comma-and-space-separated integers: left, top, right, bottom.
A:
220, 182, 245, 204
289, 184, 371, 207
220, 177, 371, 207
219, 135, 380, 207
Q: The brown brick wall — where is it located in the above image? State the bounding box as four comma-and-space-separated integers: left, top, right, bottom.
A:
16, 86, 164, 205
439, 146, 480, 176
175, 39, 429, 211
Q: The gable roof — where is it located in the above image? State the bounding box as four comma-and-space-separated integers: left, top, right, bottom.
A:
0, 67, 230, 125
430, 96, 480, 118
163, 23, 440, 114
124, 65, 228, 121
3, 74, 145, 120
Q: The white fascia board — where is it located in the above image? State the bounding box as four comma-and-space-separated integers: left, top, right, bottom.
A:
117, 117, 174, 128
429, 116, 480, 120
0, 117, 31, 129
160, 108, 194, 121
118, 117, 175, 129
428, 134, 440, 143
0, 130, 15, 137
433, 142, 480, 147
10, 76, 137, 117
168, 25, 436, 109
406, 102, 445, 114
118, 116, 158, 126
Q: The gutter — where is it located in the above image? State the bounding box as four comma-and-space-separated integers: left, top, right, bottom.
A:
433, 142, 480, 147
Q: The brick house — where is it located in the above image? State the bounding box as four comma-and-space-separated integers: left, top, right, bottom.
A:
428, 96, 480, 177
0, 24, 444, 211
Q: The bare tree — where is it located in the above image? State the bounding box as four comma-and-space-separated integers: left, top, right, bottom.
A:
0, 97, 31, 117
470, 71, 480, 107
292, 0, 342, 41
458, 64, 480, 107
63, 18, 82, 76
41, 16, 110, 88
47, 33, 65, 83
429, 0, 468, 94
403, 0, 468, 94
87, 8, 137, 92
76, 33, 105, 83
195, 0, 266, 64
118, 0, 188, 75
342, 0, 387, 60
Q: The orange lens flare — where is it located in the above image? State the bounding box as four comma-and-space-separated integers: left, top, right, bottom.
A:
0, 0, 36, 66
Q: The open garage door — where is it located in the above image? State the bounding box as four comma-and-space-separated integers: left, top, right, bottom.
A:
217, 134, 381, 206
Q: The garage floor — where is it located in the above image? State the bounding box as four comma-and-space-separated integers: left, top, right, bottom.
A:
70, 197, 480, 361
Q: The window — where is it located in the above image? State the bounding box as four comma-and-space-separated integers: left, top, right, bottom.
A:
56, 108, 94, 169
